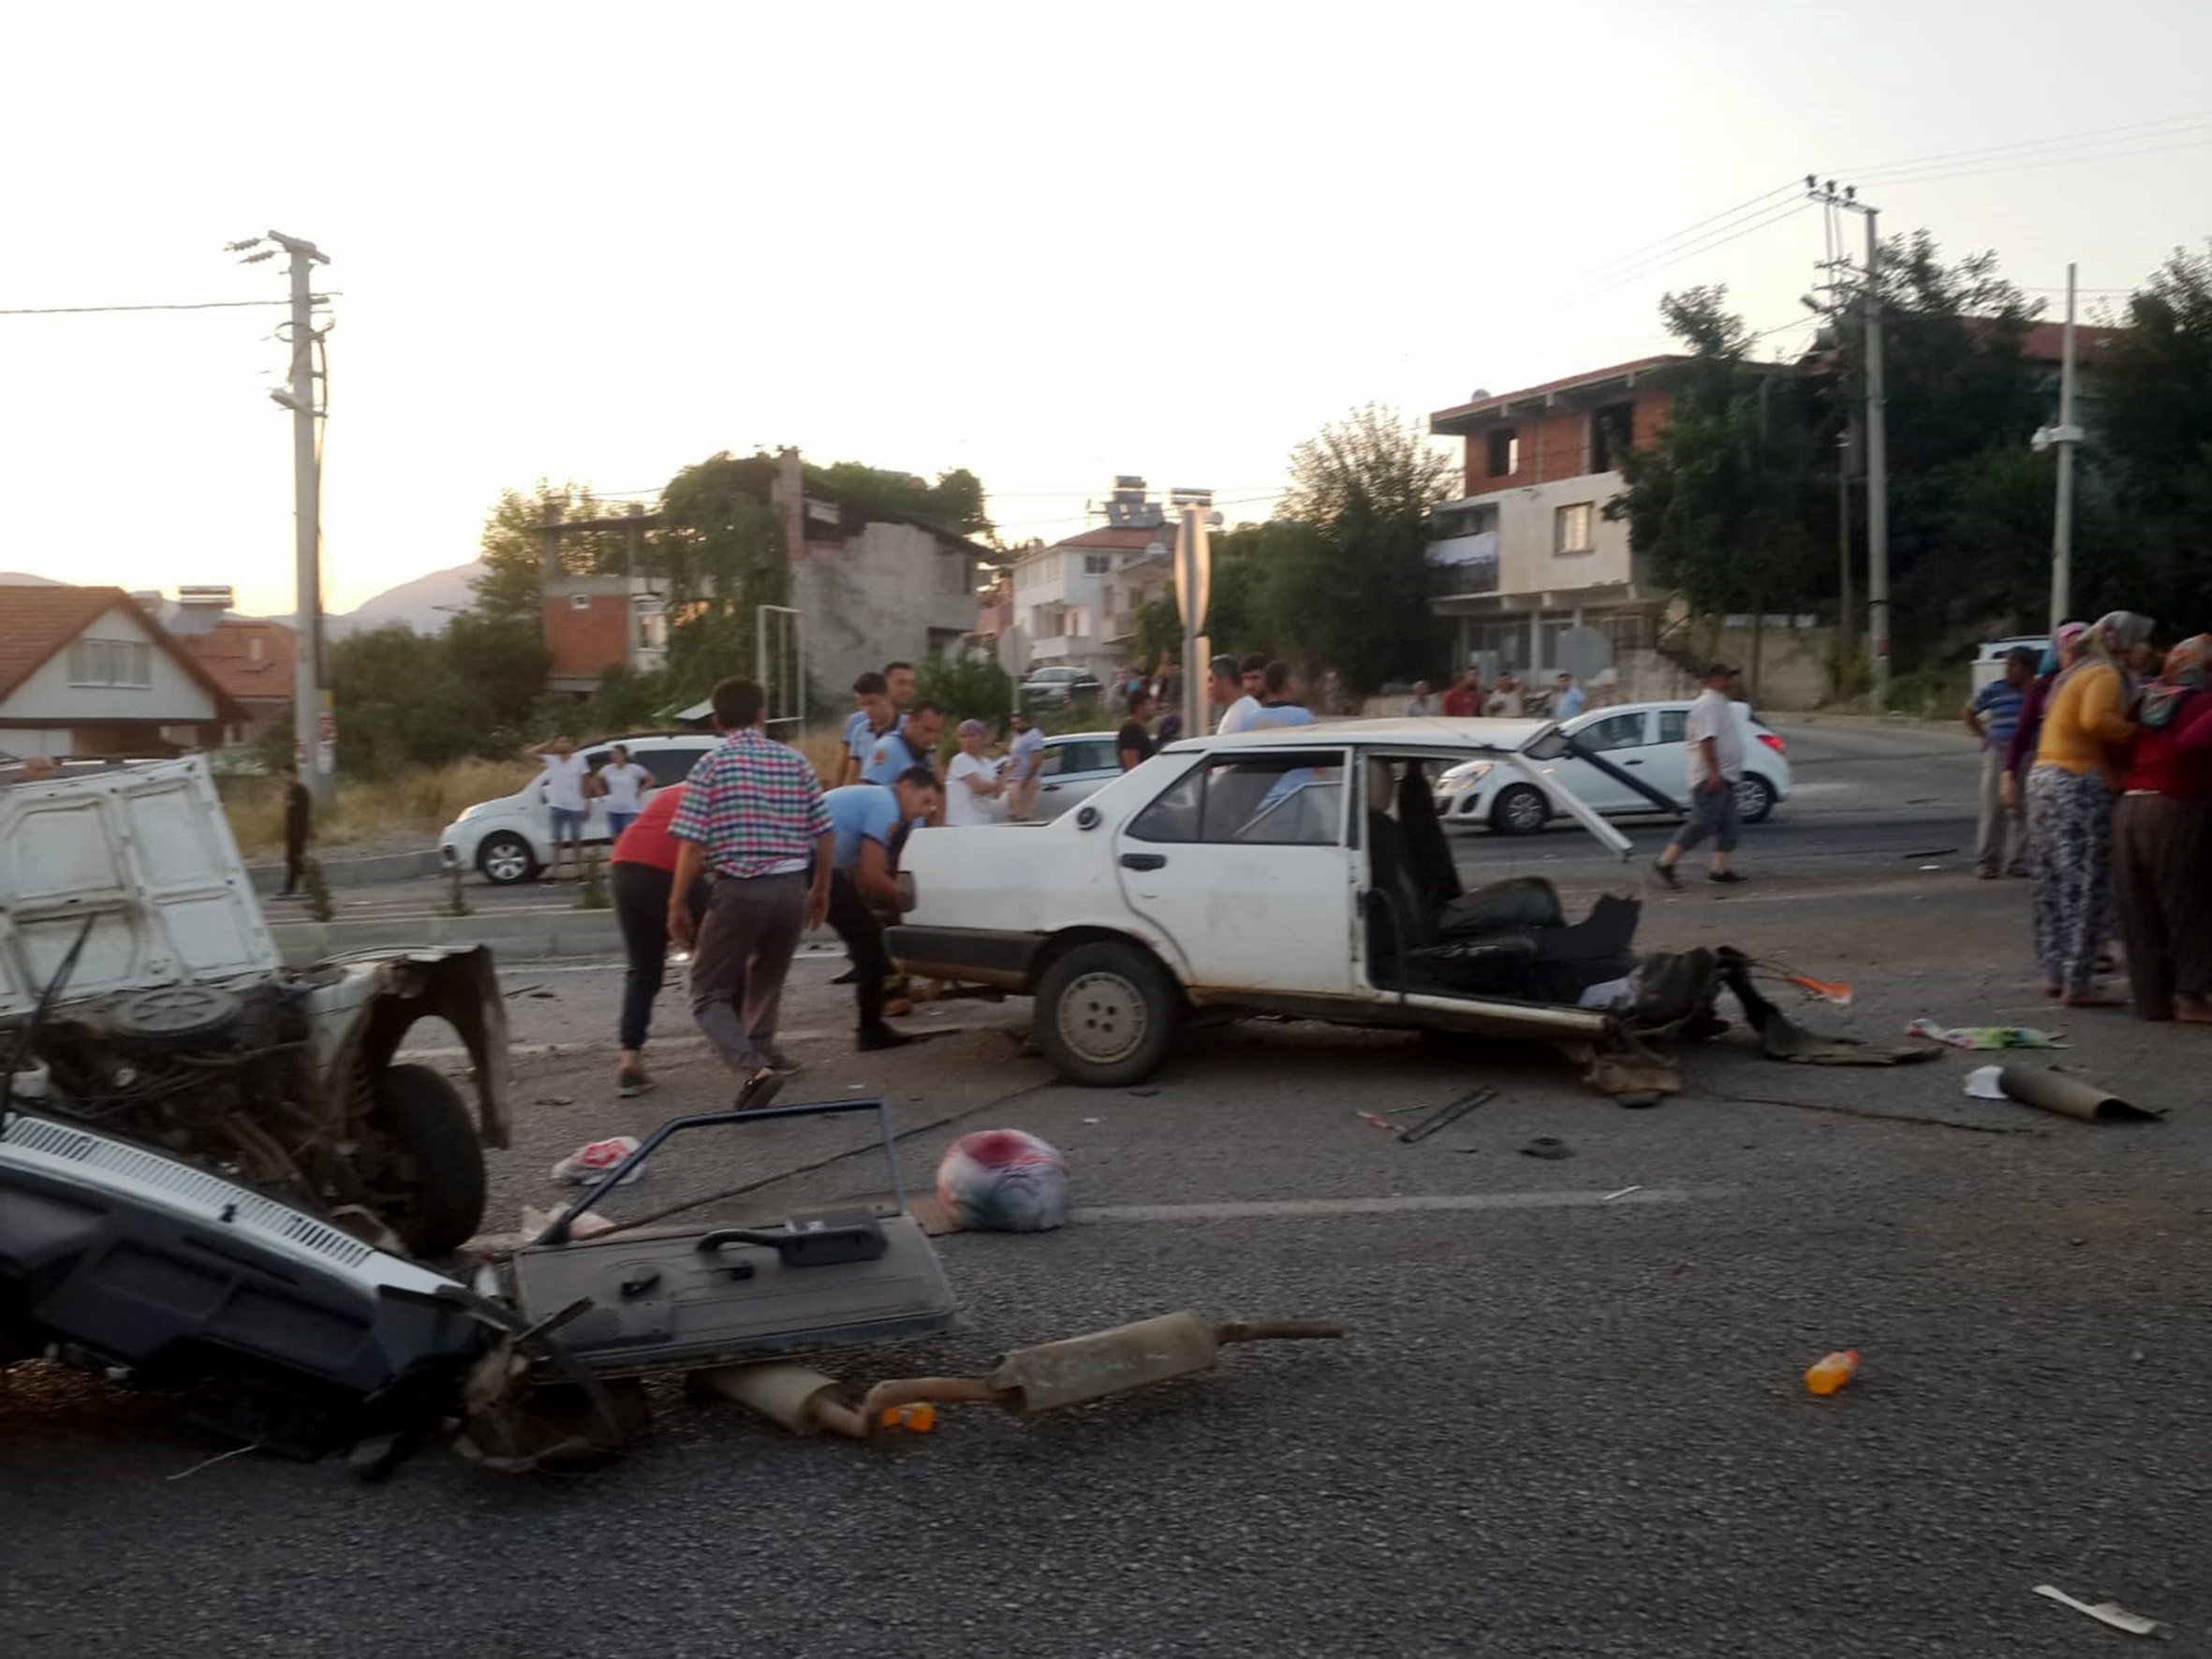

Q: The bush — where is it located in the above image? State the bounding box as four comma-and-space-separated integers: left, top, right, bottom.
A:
917, 653, 1015, 732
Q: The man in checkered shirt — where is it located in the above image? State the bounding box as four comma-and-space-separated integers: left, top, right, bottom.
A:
668, 677, 833, 1106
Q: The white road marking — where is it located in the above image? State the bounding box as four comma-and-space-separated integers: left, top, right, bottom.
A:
1068, 1188, 1698, 1224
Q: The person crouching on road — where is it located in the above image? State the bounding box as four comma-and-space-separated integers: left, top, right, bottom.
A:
667, 678, 833, 1111
610, 781, 705, 1097
822, 767, 939, 1051
1654, 664, 1747, 888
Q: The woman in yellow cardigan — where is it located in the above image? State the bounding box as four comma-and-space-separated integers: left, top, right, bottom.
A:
2025, 610, 2154, 1006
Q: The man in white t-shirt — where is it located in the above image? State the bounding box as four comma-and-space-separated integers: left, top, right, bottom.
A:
597, 743, 655, 840
1004, 712, 1045, 822
945, 719, 1005, 827
1655, 664, 1748, 888
530, 734, 591, 882
1213, 652, 1261, 735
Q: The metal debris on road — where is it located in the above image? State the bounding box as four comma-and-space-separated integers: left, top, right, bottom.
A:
1355, 1109, 1406, 1134
1996, 1066, 2162, 1123
1519, 1137, 1573, 1160
1601, 1184, 1643, 1201
2032, 1584, 2165, 1637
1396, 1087, 1495, 1144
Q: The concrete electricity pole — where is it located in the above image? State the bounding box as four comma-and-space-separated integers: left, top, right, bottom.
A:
1807, 179, 1889, 709
2035, 263, 2084, 627
269, 231, 332, 808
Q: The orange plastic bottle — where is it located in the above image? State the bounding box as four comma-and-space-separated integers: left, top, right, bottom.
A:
877, 1402, 937, 1434
1805, 1349, 1860, 1396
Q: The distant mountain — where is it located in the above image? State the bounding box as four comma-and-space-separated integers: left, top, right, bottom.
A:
0, 571, 63, 585
326, 561, 486, 639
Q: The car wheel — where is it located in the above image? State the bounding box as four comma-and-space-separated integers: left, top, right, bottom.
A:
1490, 784, 1550, 836
363, 1063, 487, 1255
1733, 773, 1777, 825
478, 830, 538, 885
1034, 940, 1181, 1087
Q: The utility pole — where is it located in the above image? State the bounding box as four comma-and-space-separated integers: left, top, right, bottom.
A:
1806, 179, 1888, 708
2036, 263, 2083, 626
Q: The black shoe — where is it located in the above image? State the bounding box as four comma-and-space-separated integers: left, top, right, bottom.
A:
735, 1068, 784, 1111
830, 968, 859, 985
857, 1024, 916, 1052
1653, 859, 1681, 890
1708, 869, 1747, 885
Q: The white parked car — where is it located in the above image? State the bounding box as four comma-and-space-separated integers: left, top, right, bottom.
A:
1026, 730, 1125, 821
439, 731, 716, 884
1434, 700, 1792, 834
889, 719, 1696, 1092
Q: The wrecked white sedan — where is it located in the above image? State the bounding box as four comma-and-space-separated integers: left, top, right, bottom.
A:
890, 719, 1699, 1093
0, 756, 509, 1254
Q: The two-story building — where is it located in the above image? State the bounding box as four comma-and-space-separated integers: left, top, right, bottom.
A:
1007, 477, 1181, 677
1427, 356, 1685, 677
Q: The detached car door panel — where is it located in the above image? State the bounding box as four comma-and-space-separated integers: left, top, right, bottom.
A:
1113, 750, 1356, 996
1551, 711, 1653, 812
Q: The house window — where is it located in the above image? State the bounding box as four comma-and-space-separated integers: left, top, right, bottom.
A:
1485, 429, 1519, 478
1590, 401, 1635, 472
67, 639, 153, 688
1084, 553, 1111, 576
1554, 504, 1596, 556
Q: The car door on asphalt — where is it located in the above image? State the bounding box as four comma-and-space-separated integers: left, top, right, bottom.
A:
1035, 739, 1116, 819
1550, 710, 1653, 812
1113, 749, 1355, 995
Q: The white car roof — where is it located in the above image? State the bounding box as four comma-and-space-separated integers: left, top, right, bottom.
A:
1164, 716, 1556, 754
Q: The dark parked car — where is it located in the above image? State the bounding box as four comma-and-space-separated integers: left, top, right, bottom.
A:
1018, 667, 1104, 711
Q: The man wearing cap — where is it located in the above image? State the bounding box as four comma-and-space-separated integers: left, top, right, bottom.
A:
945, 718, 1005, 827
1654, 664, 1747, 888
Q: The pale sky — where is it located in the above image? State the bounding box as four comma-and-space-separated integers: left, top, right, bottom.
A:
5, 0, 2208, 616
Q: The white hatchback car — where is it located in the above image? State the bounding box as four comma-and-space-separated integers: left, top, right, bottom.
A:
439, 731, 717, 884
1435, 700, 1792, 835
888, 719, 1686, 1092
1027, 730, 1125, 821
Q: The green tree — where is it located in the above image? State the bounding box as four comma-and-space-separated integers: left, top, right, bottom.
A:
469, 480, 631, 622
803, 461, 993, 540
1264, 404, 1457, 695
916, 652, 1014, 731
657, 453, 791, 701
2094, 243, 2212, 625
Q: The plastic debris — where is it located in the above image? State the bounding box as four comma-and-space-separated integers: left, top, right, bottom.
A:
1519, 1137, 1573, 1160
551, 1135, 644, 1186
936, 1129, 1068, 1232
2032, 1584, 2164, 1637
1962, 1064, 2008, 1100
1907, 1018, 2068, 1050
1782, 974, 1854, 1006
1354, 1109, 1404, 1134
1601, 1185, 1644, 1201
1805, 1349, 1860, 1396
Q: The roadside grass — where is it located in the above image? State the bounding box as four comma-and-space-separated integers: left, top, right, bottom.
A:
217, 758, 536, 858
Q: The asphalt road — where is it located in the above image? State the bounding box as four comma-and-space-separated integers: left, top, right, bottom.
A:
8, 718, 2206, 1657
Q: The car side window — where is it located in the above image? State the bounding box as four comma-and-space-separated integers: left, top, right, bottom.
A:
1126, 755, 1344, 847
1040, 745, 1069, 778
1657, 710, 1688, 745
641, 748, 701, 787
1579, 713, 1647, 753
582, 750, 610, 769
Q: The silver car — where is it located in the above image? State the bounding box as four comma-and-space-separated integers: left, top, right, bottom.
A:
1029, 730, 1125, 820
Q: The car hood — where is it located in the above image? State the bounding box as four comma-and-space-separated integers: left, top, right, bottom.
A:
0, 756, 282, 1021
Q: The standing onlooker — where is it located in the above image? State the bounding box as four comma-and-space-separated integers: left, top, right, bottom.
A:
19, 755, 58, 783
1964, 647, 2036, 878
597, 743, 655, 842
839, 671, 893, 786
1118, 687, 1157, 770
281, 774, 312, 897
1250, 661, 1317, 728
1004, 711, 1045, 822
1155, 672, 1184, 746
1485, 671, 1526, 718
2026, 611, 2152, 1006
1214, 653, 1261, 735
1653, 665, 1746, 888
1403, 680, 1438, 717
666, 679, 833, 1109
1441, 668, 1481, 718
883, 661, 918, 724
2110, 635, 2212, 1023
609, 782, 705, 1097
822, 768, 941, 1050
946, 719, 1005, 825
530, 734, 590, 883
1553, 673, 1586, 720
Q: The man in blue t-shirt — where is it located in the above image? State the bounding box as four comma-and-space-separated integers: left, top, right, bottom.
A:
822, 767, 939, 1050
1963, 646, 2036, 878
839, 670, 894, 786
863, 700, 945, 794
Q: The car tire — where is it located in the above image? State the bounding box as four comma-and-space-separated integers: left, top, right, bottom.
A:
1490, 784, 1550, 836
1034, 940, 1181, 1087
478, 830, 538, 886
1733, 773, 1777, 825
367, 1063, 487, 1256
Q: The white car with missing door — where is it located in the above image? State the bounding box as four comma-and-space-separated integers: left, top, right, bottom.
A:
888, 719, 1677, 1092
1434, 700, 1791, 834
438, 730, 717, 884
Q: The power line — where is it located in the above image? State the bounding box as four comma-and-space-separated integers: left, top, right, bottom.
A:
1856, 131, 2212, 192
1840, 109, 2212, 184
1556, 178, 1803, 289
0, 297, 317, 316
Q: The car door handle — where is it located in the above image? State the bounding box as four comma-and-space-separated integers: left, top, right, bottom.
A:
1120, 853, 1166, 871
1624, 757, 1643, 765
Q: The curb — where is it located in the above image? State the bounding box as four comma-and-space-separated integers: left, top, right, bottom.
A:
246, 847, 445, 895
270, 911, 845, 965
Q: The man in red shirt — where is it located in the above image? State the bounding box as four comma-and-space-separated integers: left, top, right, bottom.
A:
610, 781, 705, 1098
1440, 668, 1482, 718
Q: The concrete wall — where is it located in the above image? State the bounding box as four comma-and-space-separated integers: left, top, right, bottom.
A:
792, 521, 979, 689
1473, 472, 1634, 595
0, 606, 217, 724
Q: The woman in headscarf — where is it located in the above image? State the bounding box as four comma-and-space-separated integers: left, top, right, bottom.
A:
2110, 635, 2212, 1022
2025, 611, 2153, 1006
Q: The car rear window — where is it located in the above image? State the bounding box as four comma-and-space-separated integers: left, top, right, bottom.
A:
641, 746, 711, 786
